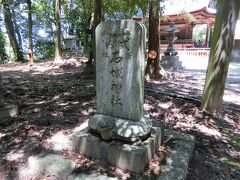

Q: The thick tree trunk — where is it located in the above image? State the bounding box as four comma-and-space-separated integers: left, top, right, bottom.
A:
54, 0, 63, 62
87, 0, 102, 64
0, 29, 7, 63
201, 0, 240, 113
2, 0, 24, 62
11, 8, 23, 51
145, 0, 167, 80
27, 0, 33, 65
0, 75, 4, 107
27, 0, 33, 51
93, 0, 102, 62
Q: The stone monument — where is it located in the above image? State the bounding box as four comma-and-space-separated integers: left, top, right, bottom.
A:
72, 20, 162, 173
161, 22, 182, 69
89, 20, 151, 142
0, 74, 18, 119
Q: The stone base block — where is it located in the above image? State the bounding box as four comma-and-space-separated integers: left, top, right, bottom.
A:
161, 56, 182, 69
0, 104, 18, 119
72, 127, 163, 173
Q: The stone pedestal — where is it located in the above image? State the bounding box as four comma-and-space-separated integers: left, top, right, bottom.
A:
73, 20, 163, 173
161, 55, 182, 69
88, 20, 151, 142
0, 104, 18, 119
72, 127, 163, 173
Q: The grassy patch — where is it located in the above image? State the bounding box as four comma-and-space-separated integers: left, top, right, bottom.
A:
229, 137, 240, 151
219, 155, 240, 170
219, 137, 240, 170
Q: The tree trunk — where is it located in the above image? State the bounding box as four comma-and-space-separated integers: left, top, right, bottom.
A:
27, 0, 33, 65
11, 8, 23, 51
87, 0, 102, 64
93, 0, 102, 62
145, 0, 167, 80
0, 75, 5, 107
54, 0, 63, 62
27, 0, 33, 52
201, 0, 240, 113
2, 0, 24, 62
0, 28, 7, 63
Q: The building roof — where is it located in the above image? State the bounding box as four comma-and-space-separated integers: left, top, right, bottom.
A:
161, 6, 216, 26
161, 0, 216, 25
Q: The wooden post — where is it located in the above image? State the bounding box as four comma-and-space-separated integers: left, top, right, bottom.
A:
28, 49, 33, 66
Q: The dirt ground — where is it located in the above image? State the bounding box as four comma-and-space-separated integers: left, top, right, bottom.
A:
0, 58, 239, 180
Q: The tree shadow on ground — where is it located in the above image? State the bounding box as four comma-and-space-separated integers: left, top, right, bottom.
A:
145, 91, 240, 179
0, 60, 239, 179
0, 60, 96, 179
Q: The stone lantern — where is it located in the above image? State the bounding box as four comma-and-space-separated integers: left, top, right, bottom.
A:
161, 22, 182, 69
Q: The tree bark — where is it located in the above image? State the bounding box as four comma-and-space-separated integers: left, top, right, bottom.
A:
11, 8, 23, 51
54, 0, 63, 62
2, 0, 24, 62
87, 0, 102, 64
93, 0, 102, 61
27, 0, 33, 51
27, 0, 33, 65
0, 28, 7, 63
201, 0, 240, 113
145, 0, 167, 80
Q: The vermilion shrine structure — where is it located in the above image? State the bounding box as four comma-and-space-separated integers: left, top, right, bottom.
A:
133, 3, 240, 60
160, 6, 216, 49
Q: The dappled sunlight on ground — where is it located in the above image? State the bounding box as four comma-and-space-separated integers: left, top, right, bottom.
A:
195, 124, 222, 138
72, 121, 89, 133
145, 89, 240, 178
0, 58, 96, 179
147, 57, 240, 106
46, 131, 72, 151
6, 150, 24, 162
0, 57, 239, 179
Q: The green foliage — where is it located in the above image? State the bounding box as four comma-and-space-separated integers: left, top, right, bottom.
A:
0, 0, 162, 60
34, 0, 54, 27
103, 0, 138, 20
219, 138, 240, 169
34, 37, 55, 60
192, 24, 207, 43
62, 0, 149, 55
178, 11, 196, 22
